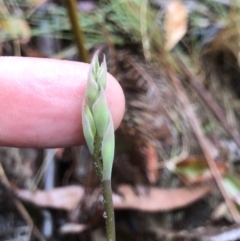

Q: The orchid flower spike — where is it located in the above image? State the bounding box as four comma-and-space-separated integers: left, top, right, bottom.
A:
82, 52, 115, 180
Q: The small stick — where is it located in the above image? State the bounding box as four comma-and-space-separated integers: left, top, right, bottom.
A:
65, 0, 89, 63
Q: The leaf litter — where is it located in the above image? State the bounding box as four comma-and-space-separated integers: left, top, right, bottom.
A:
16, 184, 211, 212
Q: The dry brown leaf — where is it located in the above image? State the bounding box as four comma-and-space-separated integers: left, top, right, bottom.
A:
59, 223, 87, 234
211, 202, 232, 222
164, 0, 188, 51
16, 185, 84, 211
114, 184, 211, 211
175, 156, 228, 185
16, 184, 211, 212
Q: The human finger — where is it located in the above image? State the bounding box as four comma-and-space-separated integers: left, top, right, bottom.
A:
0, 57, 125, 148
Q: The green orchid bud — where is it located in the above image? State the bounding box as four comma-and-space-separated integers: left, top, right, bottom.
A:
91, 51, 100, 76
82, 102, 96, 154
102, 117, 115, 180
96, 55, 107, 89
86, 70, 99, 108
92, 86, 110, 138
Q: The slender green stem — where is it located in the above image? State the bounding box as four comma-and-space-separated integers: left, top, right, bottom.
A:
65, 0, 89, 62
93, 136, 103, 180
93, 137, 115, 241
102, 180, 115, 241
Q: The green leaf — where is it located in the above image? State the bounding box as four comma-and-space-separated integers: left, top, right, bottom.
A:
174, 156, 227, 185
91, 51, 100, 76
102, 117, 115, 180
223, 174, 240, 198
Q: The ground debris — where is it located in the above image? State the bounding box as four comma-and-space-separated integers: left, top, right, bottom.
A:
153, 224, 240, 241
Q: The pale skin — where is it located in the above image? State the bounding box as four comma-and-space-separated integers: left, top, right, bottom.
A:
0, 57, 125, 148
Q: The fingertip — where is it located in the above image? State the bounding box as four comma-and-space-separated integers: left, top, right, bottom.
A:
0, 57, 125, 148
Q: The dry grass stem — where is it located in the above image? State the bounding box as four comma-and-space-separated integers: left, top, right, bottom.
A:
176, 53, 240, 149
166, 63, 240, 223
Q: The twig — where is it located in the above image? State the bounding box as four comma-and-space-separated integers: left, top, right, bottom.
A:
31, 148, 55, 190
65, 0, 89, 62
165, 63, 240, 223
0, 163, 47, 241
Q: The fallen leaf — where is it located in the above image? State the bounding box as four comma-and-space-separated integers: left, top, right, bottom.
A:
114, 184, 211, 211
59, 223, 87, 234
16, 184, 211, 212
16, 186, 84, 211
223, 174, 240, 206
175, 156, 228, 185
211, 202, 233, 222
211, 174, 240, 222
164, 0, 188, 51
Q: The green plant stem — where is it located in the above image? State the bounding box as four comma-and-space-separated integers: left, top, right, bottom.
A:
102, 179, 115, 241
65, 0, 89, 62
93, 136, 103, 180
93, 137, 115, 241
